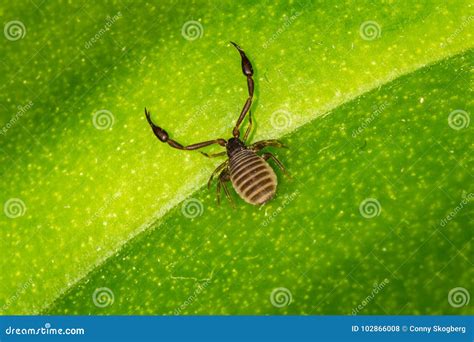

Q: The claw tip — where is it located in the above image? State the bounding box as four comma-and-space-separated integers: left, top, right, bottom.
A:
230, 41, 241, 50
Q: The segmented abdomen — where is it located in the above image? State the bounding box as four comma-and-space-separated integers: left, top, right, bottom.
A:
229, 149, 277, 205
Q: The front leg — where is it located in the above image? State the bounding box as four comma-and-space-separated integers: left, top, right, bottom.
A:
250, 139, 287, 152
145, 108, 226, 150
230, 42, 254, 138
201, 151, 227, 158
242, 111, 253, 142
207, 160, 228, 189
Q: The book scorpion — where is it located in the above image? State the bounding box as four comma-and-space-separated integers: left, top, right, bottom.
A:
145, 42, 288, 206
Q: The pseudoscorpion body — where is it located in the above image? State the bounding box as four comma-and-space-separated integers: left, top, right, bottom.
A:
145, 42, 288, 206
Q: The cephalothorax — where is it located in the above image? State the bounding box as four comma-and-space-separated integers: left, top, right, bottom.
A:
145, 42, 288, 206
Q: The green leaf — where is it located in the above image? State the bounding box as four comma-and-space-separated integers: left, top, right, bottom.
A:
1, 1, 472, 314
48, 50, 472, 314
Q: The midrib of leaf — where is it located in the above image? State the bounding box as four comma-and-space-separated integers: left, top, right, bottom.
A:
2, 0, 472, 315
40, 47, 472, 314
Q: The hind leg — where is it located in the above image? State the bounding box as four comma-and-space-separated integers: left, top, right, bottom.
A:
216, 170, 235, 208
261, 152, 290, 178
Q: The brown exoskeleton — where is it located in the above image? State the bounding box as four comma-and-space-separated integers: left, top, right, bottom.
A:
145, 42, 288, 206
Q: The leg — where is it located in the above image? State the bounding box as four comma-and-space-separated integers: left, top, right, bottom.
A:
242, 111, 253, 142
216, 179, 222, 204
261, 152, 290, 177
207, 161, 228, 189
250, 139, 287, 152
217, 170, 235, 207
145, 108, 226, 150
230, 42, 254, 138
201, 151, 227, 158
